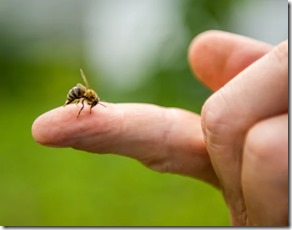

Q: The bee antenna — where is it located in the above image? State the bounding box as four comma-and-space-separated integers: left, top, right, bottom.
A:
80, 68, 90, 88
99, 103, 106, 108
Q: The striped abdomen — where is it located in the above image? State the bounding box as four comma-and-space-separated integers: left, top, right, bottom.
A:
65, 85, 86, 105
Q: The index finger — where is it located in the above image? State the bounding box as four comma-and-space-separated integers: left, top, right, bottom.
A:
32, 103, 219, 186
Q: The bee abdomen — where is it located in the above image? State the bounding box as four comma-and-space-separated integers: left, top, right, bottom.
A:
66, 86, 83, 104
70, 86, 83, 97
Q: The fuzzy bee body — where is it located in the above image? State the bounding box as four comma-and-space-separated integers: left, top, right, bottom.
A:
65, 84, 86, 105
64, 69, 105, 118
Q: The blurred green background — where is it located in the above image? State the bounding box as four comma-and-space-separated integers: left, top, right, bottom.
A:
0, 0, 287, 226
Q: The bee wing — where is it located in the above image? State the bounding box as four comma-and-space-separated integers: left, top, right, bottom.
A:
77, 83, 86, 91
80, 69, 90, 88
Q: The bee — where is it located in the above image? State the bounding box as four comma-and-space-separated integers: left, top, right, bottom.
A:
64, 69, 106, 118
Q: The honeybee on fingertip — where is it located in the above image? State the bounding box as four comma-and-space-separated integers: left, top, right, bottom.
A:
64, 69, 106, 118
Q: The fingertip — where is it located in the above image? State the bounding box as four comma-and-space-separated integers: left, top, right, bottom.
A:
31, 115, 41, 143
31, 105, 85, 147
188, 30, 233, 89
188, 30, 222, 64
31, 102, 115, 148
31, 107, 66, 147
188, 30, 272, 91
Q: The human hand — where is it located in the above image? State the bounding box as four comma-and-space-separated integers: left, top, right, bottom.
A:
189, 31, 288, 226
32, 30, 288, 226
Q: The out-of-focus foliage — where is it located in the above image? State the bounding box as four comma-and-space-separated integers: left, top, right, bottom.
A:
0, 0, 286, 226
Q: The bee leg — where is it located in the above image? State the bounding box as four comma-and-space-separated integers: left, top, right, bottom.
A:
64, 99, 73, 107
90, 103, 93, 114
89, 101, 100, 114
77, 98, 85, 118
75, 99, 80, 106
64, 99, 79, 108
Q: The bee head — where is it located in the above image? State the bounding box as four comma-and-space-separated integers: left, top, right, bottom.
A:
91, 100, 98, 107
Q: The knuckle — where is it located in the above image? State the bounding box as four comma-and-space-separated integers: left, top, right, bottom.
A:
201, 89, 231, 140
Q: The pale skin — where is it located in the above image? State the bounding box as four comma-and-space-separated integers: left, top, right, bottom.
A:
32, 30, 288, 226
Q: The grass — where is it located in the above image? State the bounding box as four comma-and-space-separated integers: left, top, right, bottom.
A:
0, 100, 230, 226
